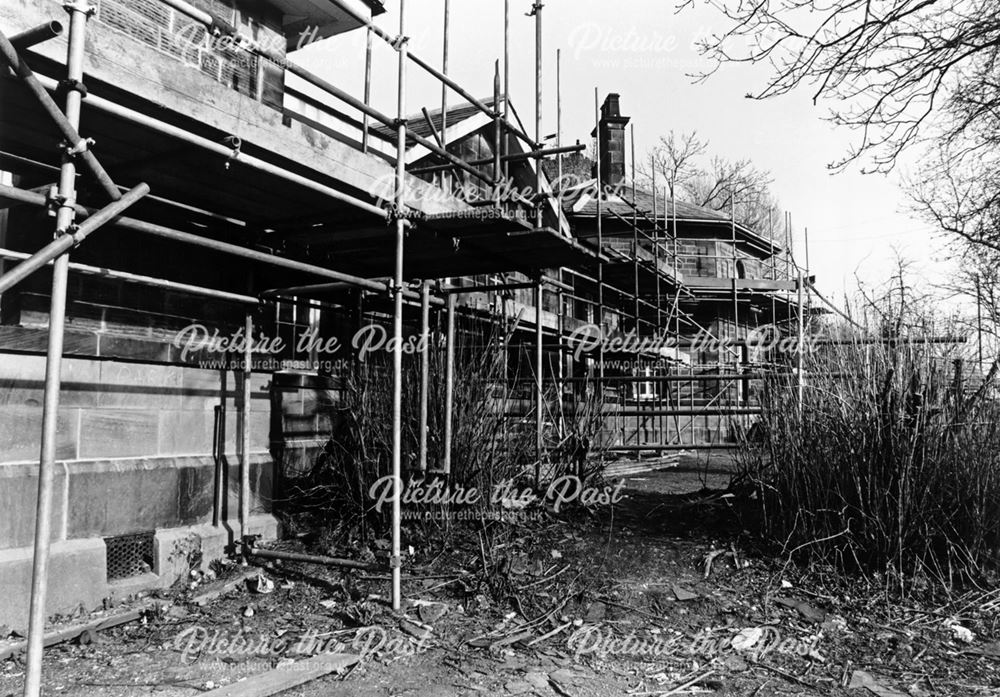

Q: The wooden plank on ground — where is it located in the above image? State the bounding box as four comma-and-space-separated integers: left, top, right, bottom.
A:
0, 601, 153, 661
199, 653, 360, 697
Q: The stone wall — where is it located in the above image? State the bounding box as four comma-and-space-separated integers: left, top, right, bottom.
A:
0, 349, 341, 628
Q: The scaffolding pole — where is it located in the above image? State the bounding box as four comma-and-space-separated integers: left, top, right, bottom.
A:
0, 184, 148, 294
533, 2, 543, 230
556, 48, 562, 187
418, 282, 430, 472
0, 248, 259, 304
0, 25, 119, 203
443, 294, 456, 475
10, 20, 63, 50
390, 1, 408, 613
594, 88, 605, 411
493, 60, 502, 206
362, 27, 373, 154
441, 0, 450, 150
534, 281, 544, 486
239, 312, 252, 554
0, 185, 394, 291
796, 271, 805, 412
408, 143, 583, 176
21, 6, 89, 696
25, 72, 391, 218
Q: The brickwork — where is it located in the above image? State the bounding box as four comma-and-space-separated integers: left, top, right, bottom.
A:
93, 0, 285, 103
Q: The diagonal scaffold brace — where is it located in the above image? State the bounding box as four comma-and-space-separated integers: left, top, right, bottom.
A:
0, 22, 120, 203
0, 183, 150, 294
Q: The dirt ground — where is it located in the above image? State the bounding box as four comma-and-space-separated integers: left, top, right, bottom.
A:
3, 452, 1000, 697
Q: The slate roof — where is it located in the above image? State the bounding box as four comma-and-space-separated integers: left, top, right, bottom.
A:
572, 189, 729, 222
372, 98, 498, 146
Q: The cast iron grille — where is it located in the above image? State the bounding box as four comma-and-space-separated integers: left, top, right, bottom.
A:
105, 532, 155, 580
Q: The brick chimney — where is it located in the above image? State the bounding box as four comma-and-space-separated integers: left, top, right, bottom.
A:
591, 93, 630, 191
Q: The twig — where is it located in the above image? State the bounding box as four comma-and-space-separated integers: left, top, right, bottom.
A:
598, 597, 665, 622
662, 669, 715, 695
749, 660, 815, 689
527, 621, 572, 646
520, 564, 570, 590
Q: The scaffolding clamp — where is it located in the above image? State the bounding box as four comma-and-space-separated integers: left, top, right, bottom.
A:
233, 533, 261, 558
56, 78, 88, 99
389, 34, 409, 51
44, 185, 72, 217
58, 223, 85, 245
224, 135, 242, 170
64, 137, 94, 157
63, 1, 96, 17
388, 554, 403, 569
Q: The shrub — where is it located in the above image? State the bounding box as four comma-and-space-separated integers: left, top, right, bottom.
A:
738, 318, 1000, 594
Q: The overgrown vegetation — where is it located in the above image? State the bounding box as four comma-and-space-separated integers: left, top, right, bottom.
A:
279, 312, 607, 545
738, 290, 1000, 596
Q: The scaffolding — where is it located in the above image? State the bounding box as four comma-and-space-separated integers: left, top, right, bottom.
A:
0, 3, 814, 695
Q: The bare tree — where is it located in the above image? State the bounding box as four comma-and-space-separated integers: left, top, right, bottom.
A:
648, 130, 708, 198
686, 156, 780, 232
641, 130, 783, 236
908, 147, 1000, 252
905, 65, 1000, 251
689, 0, 1000, 174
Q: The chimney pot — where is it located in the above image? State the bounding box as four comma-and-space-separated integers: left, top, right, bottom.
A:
601, 93, 621, 119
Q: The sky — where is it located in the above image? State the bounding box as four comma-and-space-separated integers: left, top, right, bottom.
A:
294, 0, 961, 304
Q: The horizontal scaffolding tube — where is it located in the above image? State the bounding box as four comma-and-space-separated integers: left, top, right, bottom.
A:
406, 130, 493, 184
10, 21, 63, 50
0, 184, 392, 292
27, 73, 390, 220
0, 184, 149, 294
409, 53, 540, 150
608, 443, 740, 451
410, 143, 586, 176
501, 408, 762, 418
286, 61, 395, 128
159, 0, 236, 33
262, 280, 445, 307
0, 248, 259, 304
287, 60, 487, 187
507, 373, 779, 383
246, 546, 383, 571
605, 408, 762, 417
